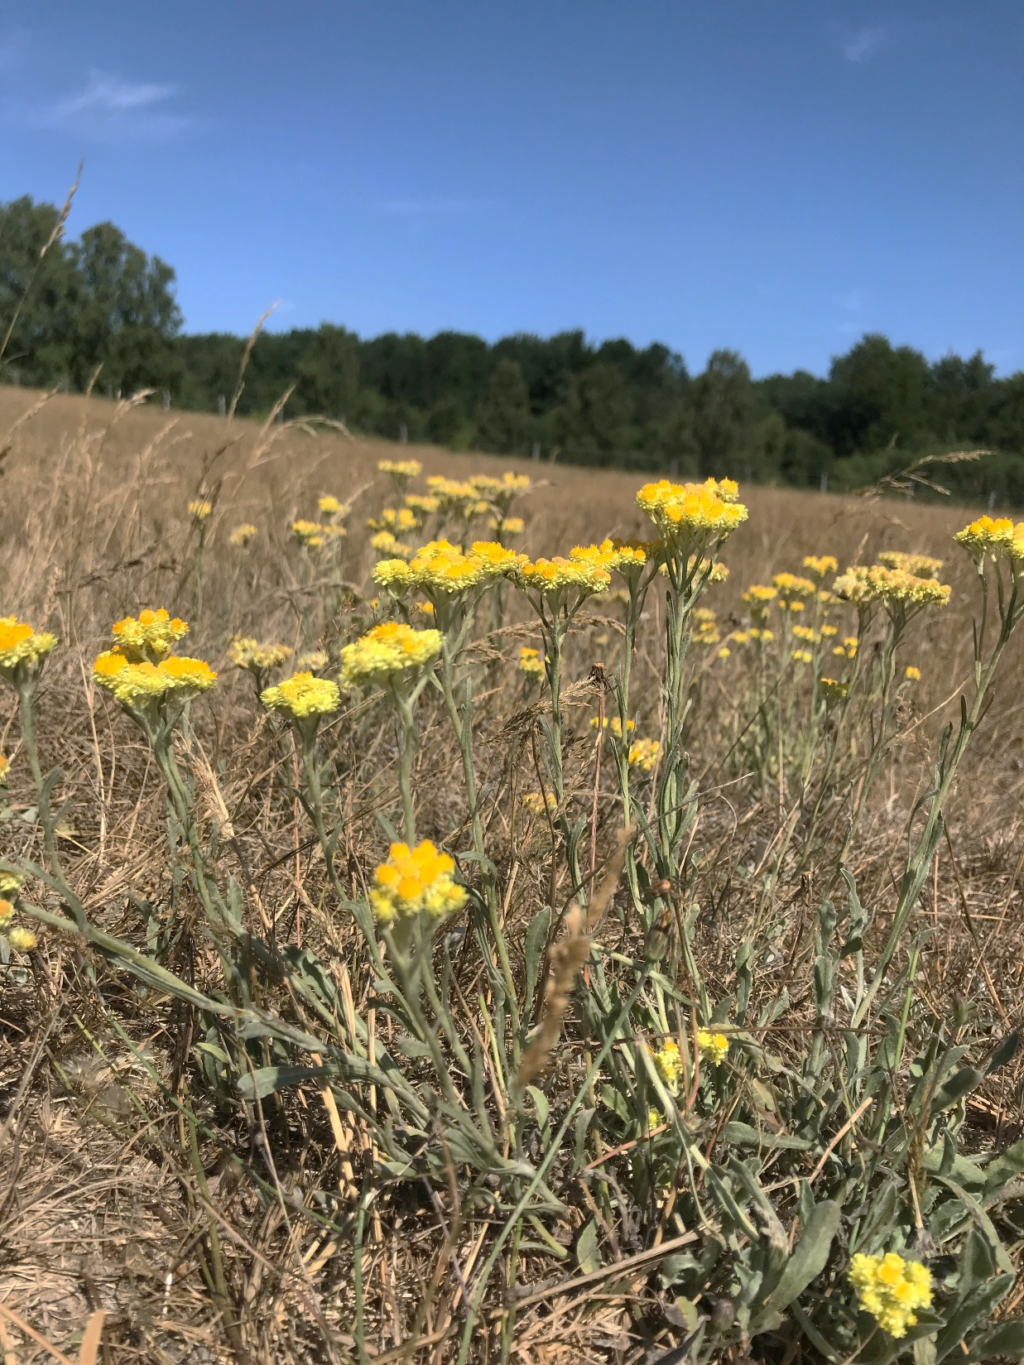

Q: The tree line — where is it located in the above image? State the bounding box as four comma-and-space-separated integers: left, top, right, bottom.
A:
4, 193, 1024, 500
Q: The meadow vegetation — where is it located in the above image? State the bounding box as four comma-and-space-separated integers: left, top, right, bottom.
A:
4, 386, 1024, 1364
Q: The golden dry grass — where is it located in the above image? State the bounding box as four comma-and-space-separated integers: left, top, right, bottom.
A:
2, 385, 1024, 1364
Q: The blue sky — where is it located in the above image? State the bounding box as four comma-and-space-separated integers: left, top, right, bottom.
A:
2, 1, 1022, 376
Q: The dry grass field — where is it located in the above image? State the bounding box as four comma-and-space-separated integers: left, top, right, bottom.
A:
3, 384, 1024, 1365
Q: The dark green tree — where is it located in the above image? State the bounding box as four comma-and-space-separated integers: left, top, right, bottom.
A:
474, 358, 532, 454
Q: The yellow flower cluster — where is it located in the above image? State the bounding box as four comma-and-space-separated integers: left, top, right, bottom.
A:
848, 1252, 932, 1339
338, 622, 442, 688
261, 672, 340, 719
188, 498, 213, 520
905, 665, 921, 681
490, 515, 524, 536
469, 472, 531, 512
426, 475, 486, 516
405, 494, 440, 517
297, 650, 328, 672
636, 479, 747, 545
697, 1029, 729, 1064
518, 550, 611, 599
593, 537, 653, 580
0, 899, 36, 953
111, 608, 188, 664
521, 790, 557, 815
833, 636, 858, 659
0, 617, 57, 684
692, 607, 720, 645
793, 649, 812, 665
368, 506, 422, 534
834, 564, 951, 608
792, 625, 818, 643
590, 716, 635, 737
94, 652, 217, 707
369, 840, 467, 925
743, 585, 777, 620
375, 539, 524, 596
229, 523, 258, 548
819, 677, 850, 703
228, 638, 293, 673
318, 495, 349, 520
803, 555, 838, 579
877, 550, 943, 579
653, 1039, 682, 1094
379, 458, 422, 484
629, 738, 661, 771
371, 531, 414, 559
0, 869, 24, 895
519, 646, 546, 678
955, 515, 1024, 563
774, 573, 816, 610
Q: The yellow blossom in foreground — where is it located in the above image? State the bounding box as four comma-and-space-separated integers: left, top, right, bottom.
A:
0, 871, 24, 895
518, 646, 546, 678
0, 617, 57, 683
338, 622, 442, 688
229, 523, 258, 548
188, 499, 213, 521
848, 1252, 932, 1340
228, 638, 293, 673
954, 515, 1015, 561
653, 1039, 682, 1094
819, 677, 850, 703
698, 1030, 729, 1064
803, 555, 838, 579
111, 609, 188, 664
591, 537, 653, 580
905, 665, 921, 681
629, 738, 661, 771
637, 479, 747, 546
369, 840, 467, 925
7, 926, 36, 952
877, 550, 943, 579
93, 652, 218, 707
0, 898, 13, 925
261, 672, 340, 720
518, 554, 611, 600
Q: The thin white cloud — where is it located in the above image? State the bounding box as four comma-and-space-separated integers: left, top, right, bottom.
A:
34, 69, 190, 139
843, 26, 886, 63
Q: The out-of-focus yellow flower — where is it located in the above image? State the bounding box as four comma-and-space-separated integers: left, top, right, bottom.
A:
692, 607, 720, 645
228, 638, 293, 673
773, 573, 817, 611
849, 1252, 932, 1340
653, 1038, 682, 1093
803, 555, 838, 579
821, 624, 838, 637
490, 515, 525, 536
732, 631, 749, 645
296, 650, 329, 672
628, 738, 661, 771
369, 840, 467, 925
370, 530, 415, 559
792, 649, 812, 664
819, 677, 850, 703
832, 636, 858, 659
0, 618, 57, 685
426, 476, 481, 516
743, 584, 777, 620
647, 1108, 664, 1133
229, 523, 258, 548
405, 493, 440, 517
318, 495, 349, 521
0, 754, 7, 786
93, 652, 217, 708
905, 665, 921, 681
188, 499, 213, 521
519, 646, 546, 678
834, 564, 951, 608
749, 627, 774, 642
698, 1030, 729, 1065
0, 898, 13, 925
379, 459, 422, 488
877, 550, 943, 579
111, 609, 188, 664
590, 716, 635, 737
521, 790, 557, 816
261, 672, 340, 721
368, 506, 422, 534
0, 869, 24, 895
637, 479, 747, 547
471, 471, 531, 513
792, 625, 818, 642
291, 519, 327, 548
7, 925, 36, 951
414, 600, 435, 618
339, 622, 442, 688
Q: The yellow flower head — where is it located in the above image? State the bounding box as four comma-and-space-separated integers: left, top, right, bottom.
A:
93, 651, 217, 708
110, 608, 188, 664
848, 1252, 932, 1340
773, 572, 817, 602
0, 617, 57, 684
692, 607, 720, 645
490, 515, 525, 536
368, 506, 422, 534
0, 897, 13, 925
834, 564, 951, 609
291, 519, 327, 548
228, 638, 293, 674
405, 494, 440, 517
954, 515, 1016, 562
518, 646, 546, 678
379, 459, 422, 485
636, 479, 747, 547
261, 671, 341, 721
425, 476, 481, 515
229, 523, 258, 548
518, 553, 611, 601
792, 649, 812, 664
318, 495, 349, 521
743, 584, 777, 620
590, 715, 635, 737
521, 790, 557, 816
7, 925, 36, 952
371, 531, 415, 560
628, 738, 661, 771
0, 867, 24, 895
653, 1038, 682, 1093
697, 1029, 729, 1065
905, 665, 921, 681
369, 839, 467, 925
877, 550, 943, 579
792, 624, 817, 642
338, 622, 442, 688
296, 650, 329, 672
819, 677, 850, 703
188, 498, 213, 521
803, 555, 838, 579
